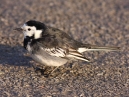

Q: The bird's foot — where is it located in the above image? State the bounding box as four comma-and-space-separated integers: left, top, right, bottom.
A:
34, 67, 50, 77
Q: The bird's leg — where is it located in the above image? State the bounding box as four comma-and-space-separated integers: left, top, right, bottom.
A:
30, 61, 39, 72
33, 65, 50, 77
34, 66, 59, 77
39, 66, 60, 77
31, 61, 60, 77
43, 66, 60, 77
31, 64, 42, 74
30, 61, 49, 77
50, 66, 60, 75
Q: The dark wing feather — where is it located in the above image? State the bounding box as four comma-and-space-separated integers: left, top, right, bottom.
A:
44, 26, 83, 49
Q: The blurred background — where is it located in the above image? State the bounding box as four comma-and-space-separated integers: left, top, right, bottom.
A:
0, 0, 129, 96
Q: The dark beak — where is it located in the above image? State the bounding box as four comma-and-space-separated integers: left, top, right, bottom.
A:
14, 27, 23, 31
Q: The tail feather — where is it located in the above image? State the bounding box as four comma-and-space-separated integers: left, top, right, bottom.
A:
78, 45, 120, 53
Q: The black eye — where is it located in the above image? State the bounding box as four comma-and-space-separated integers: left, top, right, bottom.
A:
28, 28, 31, 31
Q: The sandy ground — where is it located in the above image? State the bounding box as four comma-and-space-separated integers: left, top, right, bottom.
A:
0, 0, 129, 96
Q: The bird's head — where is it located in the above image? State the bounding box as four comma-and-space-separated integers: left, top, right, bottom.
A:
15, 20, 46, 39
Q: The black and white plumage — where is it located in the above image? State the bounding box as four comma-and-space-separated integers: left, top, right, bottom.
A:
15, 20, 120, 67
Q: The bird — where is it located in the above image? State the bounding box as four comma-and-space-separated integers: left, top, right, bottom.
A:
15, 20, 120, 76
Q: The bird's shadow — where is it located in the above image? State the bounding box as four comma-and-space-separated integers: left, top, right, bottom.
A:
0, 44, 32, 67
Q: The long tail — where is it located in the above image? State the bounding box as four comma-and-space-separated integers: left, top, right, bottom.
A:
78, 45, 120, 53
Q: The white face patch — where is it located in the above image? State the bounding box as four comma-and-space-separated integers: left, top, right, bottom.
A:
34, 30, 42, 39
22, 24, 42, 39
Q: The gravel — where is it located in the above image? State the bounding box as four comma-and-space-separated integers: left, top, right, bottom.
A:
0, 0, 129, 96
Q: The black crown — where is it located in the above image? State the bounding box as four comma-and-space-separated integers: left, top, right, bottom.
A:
26, 20, 46, 30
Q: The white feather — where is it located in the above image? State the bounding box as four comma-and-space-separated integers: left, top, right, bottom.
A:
77, 48, 87, 53
34, 30, 42, 39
